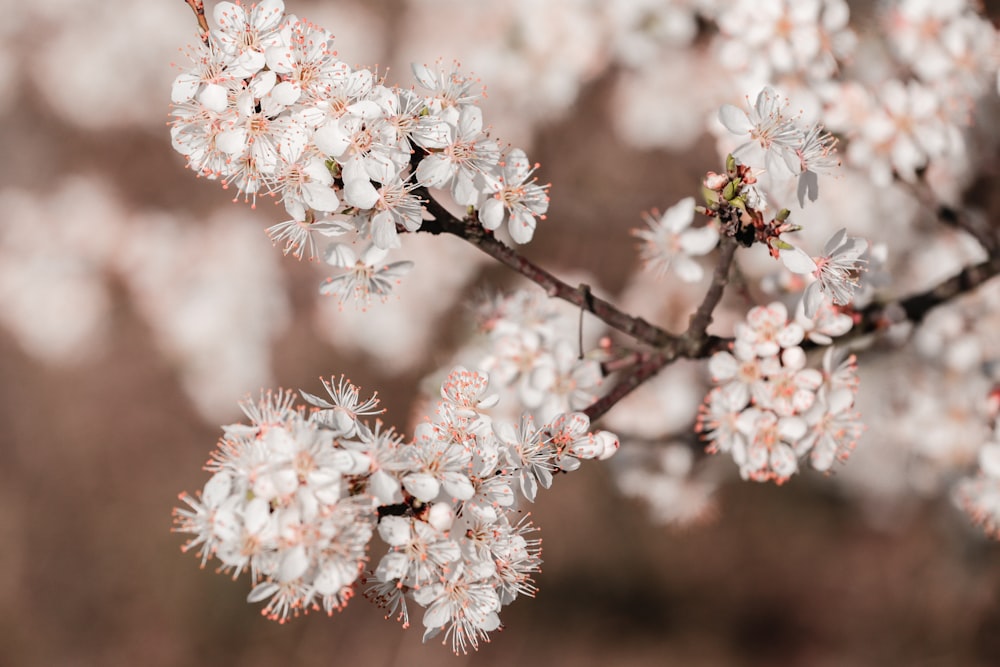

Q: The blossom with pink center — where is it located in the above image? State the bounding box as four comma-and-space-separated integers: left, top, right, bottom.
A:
736, 301, 804, 357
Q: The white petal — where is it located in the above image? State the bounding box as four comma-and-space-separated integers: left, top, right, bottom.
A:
441, 472, 475, 501
780, 246, 818, 275
403, 472, 440, 502
719, 104, 752, 135
278, 545, 309, 582
680, 225, 719, 256
479, 197, 505, 230
377, 515, 411, 546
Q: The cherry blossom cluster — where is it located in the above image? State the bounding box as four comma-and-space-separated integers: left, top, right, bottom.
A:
956, 391, 1000, 538
170, 0, 549, 307
714, 0, 856, 88
473, 290, 606, 423
709, 89, 871, 320
698, 302, 863, 483
173, 367, 617, 653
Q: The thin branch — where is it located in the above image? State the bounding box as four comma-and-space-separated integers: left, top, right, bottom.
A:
853, 253, 1000, 337
937, 204, 998, 255
684, 237, 738, 353
584, 351, 677, 422
418, 193, 681, 349
183, 0, 210, 42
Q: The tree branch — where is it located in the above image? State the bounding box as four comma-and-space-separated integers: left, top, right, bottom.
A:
584, 350, 677, 422
183, 0, 210, 41
418, 193, 681, 349
853, 253, 1000, 337
684, 237, 738, 353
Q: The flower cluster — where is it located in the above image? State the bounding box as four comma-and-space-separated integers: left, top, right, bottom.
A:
173, 367, 617, 653
474, 290, 606, 422
170, 0, 549, 306
718, 86, 839, 207
956, 398, 1000, 538
697, 302, 863, 483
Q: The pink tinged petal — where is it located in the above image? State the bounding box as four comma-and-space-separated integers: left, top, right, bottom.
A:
268, 80, 300, 107
371, 211, 401, 250
278, 545, 309, 582
709, 351, 739, 381
423, 599, 452, 630
770, 443, 798, 479
826, 388, 855, 415
171, 73, 201, 104
252, 0, 285, 25
332, 450, 371, 475
722, 382, 751, 411
719, 104, 752, 135
441, 472, 475, 500
377, 515, 412, 546
680, 225, 719, 256
661, 196, 695, 233
346, 100, 383, 120
314, 123, 352, 158
673, 256, 704, 283
810, 444, 835, 472
302, 182, 340, 213
479, 197, 506, 230
216, 128, 247, 155
244, 497, 271, 535
595, 431, 620, 460
264, 45, 293, 73
791, 387, 817, 414
746, 440, 769, 470
508, 209, 537, 244
780, 246, 818, 274
557, 455, 581, 472
457, 105, 484, 137
369, 470, 402, 504
797, 369, 823, 391
199, 83, 229, 113
203, 471, 233, 507
343, 178, 379, 210
980, 444, 1000, 479
410, 62, 437, 90
403, 472, 441, 502
427, 503, 455, 532
376, 552, 410, 581
451, 170, 480, 207
824, 228, 848, 255
479, 611, 502, 632
244, 55, 271, 83
781, 346, 806, 370
213, 507, 240, 542
360, 244, 389, 266
519, 472, 539, 502
778, 416, 808, 442
314, 561, 352, 596
248, 582, 279, 603
776, 323, 805, 349
802, 282, 825, 319
415, 154, 453, 187
325, 243, 356, 267
213, 2, 244, 29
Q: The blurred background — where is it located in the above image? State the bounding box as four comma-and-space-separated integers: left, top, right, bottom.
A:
2, 1, 1000, 665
